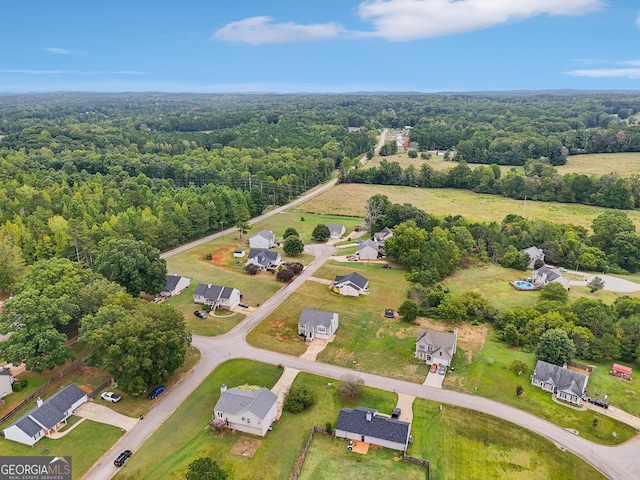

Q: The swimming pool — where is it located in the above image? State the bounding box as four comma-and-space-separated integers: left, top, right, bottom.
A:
514, 281, 534, 289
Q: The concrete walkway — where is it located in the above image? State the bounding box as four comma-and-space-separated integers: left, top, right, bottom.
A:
49, 417, 87, 439
270, 367, 300, 420
307, 276, 333, 286
76, 402, 138, 431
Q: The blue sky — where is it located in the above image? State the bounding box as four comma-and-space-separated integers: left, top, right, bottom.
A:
1, 0, 639, 93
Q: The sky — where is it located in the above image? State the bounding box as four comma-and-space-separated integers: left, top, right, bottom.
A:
1, 0, 639, 93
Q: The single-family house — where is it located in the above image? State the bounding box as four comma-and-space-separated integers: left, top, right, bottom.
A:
357, 240, 380, 261
2, 384, 88, 446
249, 230, 277, 250
415, 328, 458, 367
160, 274, 191, 298
334, 407, 411, 452
326, 224, 346, 239
611, 363, 632, 380
522, 246, 545, 269
213, 385, 278, 437
193, 284, 241, 310
245, 249, 281, 271
298, 309, 339, 341
530, 360, 589, 406
0, 367, 14, 398
373, 227, 393, 246
533, 265, 570, 290
333, 272, 369, 297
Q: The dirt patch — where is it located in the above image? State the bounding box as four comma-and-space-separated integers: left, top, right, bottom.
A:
207, 245, 237, 269
395, 327, 411, 339
231, 436, 261, 458
270, 319, 286, 328
414, 318, 488, 362
376, 327, 385, 338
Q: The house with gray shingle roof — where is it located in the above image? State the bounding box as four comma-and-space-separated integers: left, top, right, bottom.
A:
193, 283, 241, 310
298, 309, 339, 341
522, 246, 545, 269
2, 384, 88, 446
245, 249, 281, 271
249, 230, 277, 250
374, 227, 393, 246
161, 273, 191, 298
0, 367, 13, 399
334, 407, 411, 452
415, 328, 458, 367
213, 385, 278, 436
357, 240, 380, 261
326, 224, 346, 239
531, 360, 589, 406
533, 265, 570, 290
333, 272, 369, 297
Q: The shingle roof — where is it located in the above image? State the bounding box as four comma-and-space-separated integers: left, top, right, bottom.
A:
0, 367, 11, 376
214, 387, 277, 420
334, 272, 369, 290
523, 246, 544, 259
326, 224, 345, 236
164, 275, 181, 292
194, 284, 237, 301
416, 328, 457, 360
251, 230, 275, 242
336, 407, 410, 446
534, 265, 562, 282
247, 249, 280, 267
299, 309, 336, 328
531, 360, 589, 398
374, 228, 393, 241
359, 240, 379, 251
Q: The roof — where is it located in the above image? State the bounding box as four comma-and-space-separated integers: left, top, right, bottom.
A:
334, 272, 369, 290
531, 360, 589, 398
0, 367, 11, 376
214, 387, 277, 420
416, 328, 457, 360
613, 363, 632, 375
299, 309, 336, 328
336, 407, 410, 446
523, 246, 544, 259
326, 224, 345, 236
374, 227, 393, 241
194, 284, 237, 301
534, 265, 562, 282
251, 230, 275, 242
164, 274, 185, 292
247, 249, 280, 267
8, 384, 87, 436
359, 240, 379, 251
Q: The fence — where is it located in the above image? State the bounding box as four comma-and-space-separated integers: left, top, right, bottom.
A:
403, 455, 431, 479
0, 358, 84, 426
290, 425, 325, 480
88, 379, 112, 399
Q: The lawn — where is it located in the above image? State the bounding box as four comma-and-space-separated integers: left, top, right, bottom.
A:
247, 261, 429, 382
410, 399, 606, 480
0, 420, 123, 480
298, 183, 640, 231
557, 152, 640, 177
444, 333, 637, 445
581, 360, 640, 418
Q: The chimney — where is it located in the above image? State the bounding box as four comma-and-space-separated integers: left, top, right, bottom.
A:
173, 272, 177, 276
366, 411, 372, 422
221, 384, 227, 394
37, 397, 43, 407
208, 283, 212, 288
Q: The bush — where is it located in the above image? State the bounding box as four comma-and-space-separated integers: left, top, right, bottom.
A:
203, 253, 212, 261
398, 299, 419, 323
408, 150, 418, 158
276, 268, 295, 282
12, 378, 27, 392
325, 421, 333, 435
511, 360, 528, 376
244, 264, 260, 275
289, 262, 304, 274
284, 384, 315, 413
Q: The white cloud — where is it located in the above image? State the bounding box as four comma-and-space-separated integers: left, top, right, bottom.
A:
43, 47, 87, 55
565, 68, 640, 79
212, 16, 345, 45
357, 0, 604, 41
636, 11, 640, 27
619, 60, 640, 67
0, 69, 143, 75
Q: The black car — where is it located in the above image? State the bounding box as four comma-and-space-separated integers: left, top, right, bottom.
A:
148, 385, 166, 399
194, 310, 208, 319
114, 450, 132, 467
588, 397, 609, 409
238, 302, 249, 308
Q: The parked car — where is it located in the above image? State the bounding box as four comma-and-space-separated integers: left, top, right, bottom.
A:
114, 450, 132, 467
438, 365, 447, 375
194, 310, 208, 319
347, 257, 358, 262
148, 385, 166, 400
559, 267, 568, 272
391, 407, 401, 419
101, 391, 122, 403
238, 302, 249, 308
588, 397, 609, 409
430, 363, 438, 373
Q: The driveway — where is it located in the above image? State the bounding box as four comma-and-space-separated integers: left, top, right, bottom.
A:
423, 371, 445, 388
76, 402, 138, 431
569, 273, 640, 293
395, 393, 415, 423
271, 367, 300, 420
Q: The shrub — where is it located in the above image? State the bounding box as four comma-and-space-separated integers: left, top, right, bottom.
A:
244, 264, 260, 275
203, 253, 212, 261
511, 360, 528, 376
284, 384, 315, 413
276, 268, 295, 282
398, 299, 419, 323
325, 421, 333, 435
12, 378, 27, 392
289, 262, 304, 274
408, 150, 418, 158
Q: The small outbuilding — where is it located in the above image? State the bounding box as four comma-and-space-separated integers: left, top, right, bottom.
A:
611, 363, 632, 380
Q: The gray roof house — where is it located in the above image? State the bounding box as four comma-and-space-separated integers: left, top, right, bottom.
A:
161, 274, 191, 297
333, 272, 369, 297
533, 265, 570, 290
249, 230, 277, 250
245, 249, 282, 271
2, 384, 88, 446
213, 385, 278, 436
334, 407, 411, 452
415, 328, 458, 367
357, 240, 380, 261
0, 367, 14, 399
326, 224, 346, 239
373, 227, 393, 245
522, 246, 545, 269
531, 360, 589, 406
193, 284, 241, 310
298, 309, 339, 341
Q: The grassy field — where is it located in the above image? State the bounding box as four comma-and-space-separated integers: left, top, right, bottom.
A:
0, 420, 123, 480
444, 334, 637, 445
580, 361, 640, 417
297, 184, 640, 231
246, 260, 430, 382
411, 399, 606, 480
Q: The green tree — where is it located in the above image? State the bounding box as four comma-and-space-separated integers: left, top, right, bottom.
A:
398, 299, 419, 323
587, 276, 605, 293
282, 227, 299, 239
276, 268, 295, 282
283, 235, 304, 256
535, 328, 576, 365
437, 295, 468, 322
94, 238, 167, 295
407, 150, 418, 158
235, 220, 251, 239
0, 235, 25, 293
185, 457, 228, 480
311, 224, 330, 242
284, 384, 315, 413
338, 374, 364, 400
516, 385, 524, 397
384, 220, 428, 268
538, 282, 569, 304
591, 210, 635, 253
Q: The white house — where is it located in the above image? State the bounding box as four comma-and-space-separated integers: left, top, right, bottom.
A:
0, 367, 14, 399
245, 249, 281, 271
531, 360, 589, 406
415, 328, 458, 367
357, 240, 380, 261
2, 384, 88, 446
249, 230, 277, 250
326, 224, 346, 239
193, 284, 241, 310
160, 274, 191, 298
533, 265, 570, 290
298, 309, 339, 341
333, 272, 369, 297
213, 385, 278, 437
334, 407, 411, 452
373, 227, 393, 246
522, 246, 545, 269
